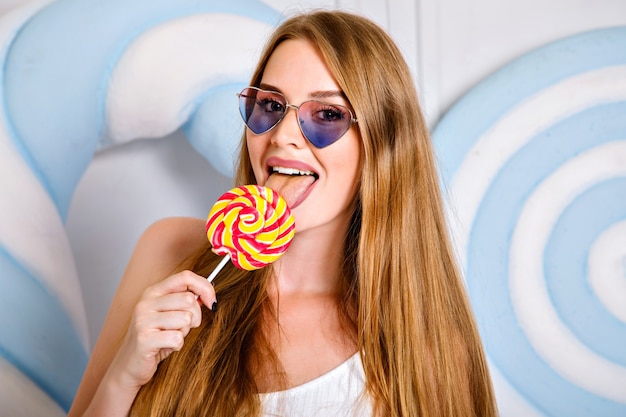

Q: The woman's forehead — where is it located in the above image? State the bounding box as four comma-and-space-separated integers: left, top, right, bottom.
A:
261, 39, 345, 103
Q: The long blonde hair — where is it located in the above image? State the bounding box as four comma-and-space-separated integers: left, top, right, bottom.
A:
131, 10, 497, 417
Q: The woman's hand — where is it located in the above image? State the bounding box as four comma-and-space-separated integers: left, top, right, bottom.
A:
107, 270, 216, 390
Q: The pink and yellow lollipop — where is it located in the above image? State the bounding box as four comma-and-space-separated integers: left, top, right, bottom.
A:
205, 185, 295, 281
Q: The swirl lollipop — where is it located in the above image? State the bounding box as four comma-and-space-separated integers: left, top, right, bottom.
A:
205, 185, 295, 281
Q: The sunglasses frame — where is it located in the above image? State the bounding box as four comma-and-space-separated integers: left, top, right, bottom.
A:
237, 86, 358, 148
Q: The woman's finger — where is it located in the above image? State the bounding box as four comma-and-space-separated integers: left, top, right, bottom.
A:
134, 310, 195, 332
136, 329, 186, 355
144, 270, 217, 308
148, 291, 201, 314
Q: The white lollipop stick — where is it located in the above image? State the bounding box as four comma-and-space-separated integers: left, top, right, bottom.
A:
207, 254, 230, 283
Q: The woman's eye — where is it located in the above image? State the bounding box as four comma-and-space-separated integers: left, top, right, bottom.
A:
318, 106, 346, 122
270, 101, 285, 112
257, 99, 284, 113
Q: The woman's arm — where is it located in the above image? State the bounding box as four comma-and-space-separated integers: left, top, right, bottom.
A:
68, 217, 215, 417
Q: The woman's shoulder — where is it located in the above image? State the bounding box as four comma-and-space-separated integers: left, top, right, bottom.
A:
138, 216, 207, 257
127, 216, 209, 279
141, 216, 206, 245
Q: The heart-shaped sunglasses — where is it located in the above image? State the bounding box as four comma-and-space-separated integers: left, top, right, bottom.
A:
237, 86, 357, 148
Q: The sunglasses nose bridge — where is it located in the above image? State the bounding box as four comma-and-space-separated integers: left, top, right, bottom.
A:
279, 103, 302, 128
283, 103, 300, 116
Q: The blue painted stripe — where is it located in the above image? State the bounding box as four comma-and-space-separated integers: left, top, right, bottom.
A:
183, 82, 247, 177
0, 247, 88, 411
432, 26, 626, 184
545, 178, 626, 364
0, 4, 57, 213
3, 0, 281, 218
467, 102, 626, 416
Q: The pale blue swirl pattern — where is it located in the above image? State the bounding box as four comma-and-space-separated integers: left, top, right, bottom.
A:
433, 28, 626, 416
0, 0, 280, 413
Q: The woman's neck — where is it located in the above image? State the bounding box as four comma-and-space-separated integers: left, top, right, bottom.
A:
269, 218, 349, 297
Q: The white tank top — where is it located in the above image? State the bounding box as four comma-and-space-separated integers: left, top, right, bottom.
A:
259, 353, 372, 417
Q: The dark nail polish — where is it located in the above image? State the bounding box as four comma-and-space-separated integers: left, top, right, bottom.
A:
211, 301, 218, 313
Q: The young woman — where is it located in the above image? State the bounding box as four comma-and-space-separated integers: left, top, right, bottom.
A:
69, 10, 498, 417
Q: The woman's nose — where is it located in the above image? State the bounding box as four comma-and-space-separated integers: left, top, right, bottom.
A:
270, 105, 307, 148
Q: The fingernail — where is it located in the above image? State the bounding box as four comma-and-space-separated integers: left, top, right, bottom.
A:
211, 301, 218, 313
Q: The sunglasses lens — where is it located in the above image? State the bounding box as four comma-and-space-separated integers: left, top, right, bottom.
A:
298, 101, 352, 148
238, 88, 285, 135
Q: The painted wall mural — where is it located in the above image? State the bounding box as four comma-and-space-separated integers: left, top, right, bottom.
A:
0, 0, 624, 415
432, 27, 626, 417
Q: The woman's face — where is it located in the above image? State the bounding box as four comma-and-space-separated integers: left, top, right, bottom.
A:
246, 39, 361, 234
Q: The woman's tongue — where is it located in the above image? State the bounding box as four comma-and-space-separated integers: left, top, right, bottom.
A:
265, 173, 315, 209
